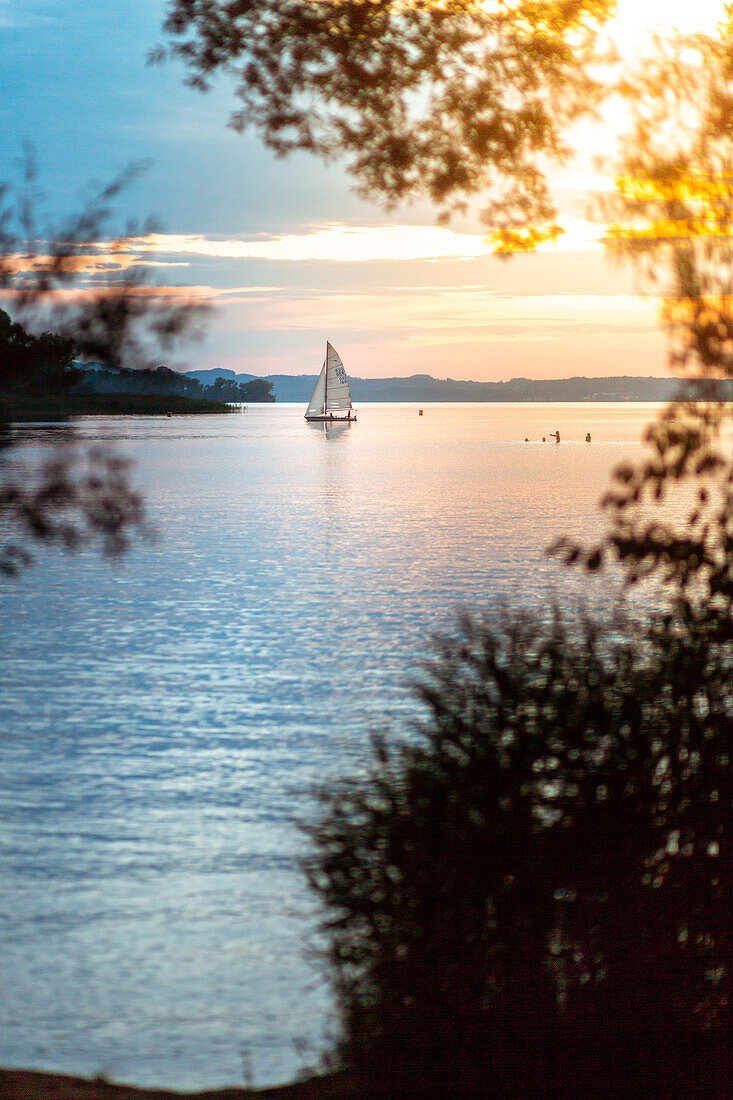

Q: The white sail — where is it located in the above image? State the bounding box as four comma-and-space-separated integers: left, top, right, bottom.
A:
305, 342, 354, 419
306, 359, 327, 417
324, 342, 352, 411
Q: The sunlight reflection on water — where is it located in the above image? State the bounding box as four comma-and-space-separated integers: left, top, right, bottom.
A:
0, 403, 673, 1088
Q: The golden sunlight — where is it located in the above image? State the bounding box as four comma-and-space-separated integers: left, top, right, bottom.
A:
612, 0, 725, 47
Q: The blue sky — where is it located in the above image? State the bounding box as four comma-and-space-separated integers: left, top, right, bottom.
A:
0, 0, 724, 379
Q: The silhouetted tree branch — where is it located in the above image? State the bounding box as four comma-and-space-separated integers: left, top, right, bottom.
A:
551, 20, 733, 631
0, 150, 207, 372
0, 150, 207, 575
157, 0, 615, 249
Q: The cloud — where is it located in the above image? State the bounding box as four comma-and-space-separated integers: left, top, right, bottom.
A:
122, 219, 604, 266
125, 226, 493, 263
214, 288, 659, 348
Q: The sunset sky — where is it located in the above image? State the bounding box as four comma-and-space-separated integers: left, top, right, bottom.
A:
0, 0, 727, 380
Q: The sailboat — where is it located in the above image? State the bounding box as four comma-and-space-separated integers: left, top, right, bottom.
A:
304, 342, 357, 422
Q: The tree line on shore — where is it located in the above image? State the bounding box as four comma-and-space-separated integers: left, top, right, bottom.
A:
0, 310, 274, 406
79, 364, 274, 403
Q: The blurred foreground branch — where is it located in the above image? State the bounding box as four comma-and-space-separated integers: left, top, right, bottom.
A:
157, 0, 615, 250
0, 150, 206, 575
0, 149, 207, 373
552, 18, 733, 628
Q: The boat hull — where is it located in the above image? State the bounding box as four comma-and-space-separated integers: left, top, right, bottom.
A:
304, 415, 356, 422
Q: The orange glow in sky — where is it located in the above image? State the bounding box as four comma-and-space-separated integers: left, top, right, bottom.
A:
3, 0, 727, 381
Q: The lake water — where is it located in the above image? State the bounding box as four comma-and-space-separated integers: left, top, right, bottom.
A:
0, 403, 668, 1089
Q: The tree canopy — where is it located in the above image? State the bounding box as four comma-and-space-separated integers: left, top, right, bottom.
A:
0, 309, 80, 396
553, 15, 733, 630
159, 0, 615, 249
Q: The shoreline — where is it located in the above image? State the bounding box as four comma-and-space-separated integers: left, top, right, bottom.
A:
0, 1069, 362, 1100
0, 395, 240, 421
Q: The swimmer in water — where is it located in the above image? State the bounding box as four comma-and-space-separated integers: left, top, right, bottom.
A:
586, 432, 592, 442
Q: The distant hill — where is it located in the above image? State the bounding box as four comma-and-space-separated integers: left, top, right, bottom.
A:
186, 367, 256, 385
185, 370, 713, 403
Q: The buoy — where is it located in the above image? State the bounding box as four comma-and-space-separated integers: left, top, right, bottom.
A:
419, 409, 423, 416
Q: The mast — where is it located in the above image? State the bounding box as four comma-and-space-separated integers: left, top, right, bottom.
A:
305, 341, 351, 419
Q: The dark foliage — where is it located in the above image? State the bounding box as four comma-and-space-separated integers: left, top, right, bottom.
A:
157, 0, 614, 247
0, 309, 81, 397
78, 367, 275, 403
77, 363, 204, 398
304, 608, 730, 1097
